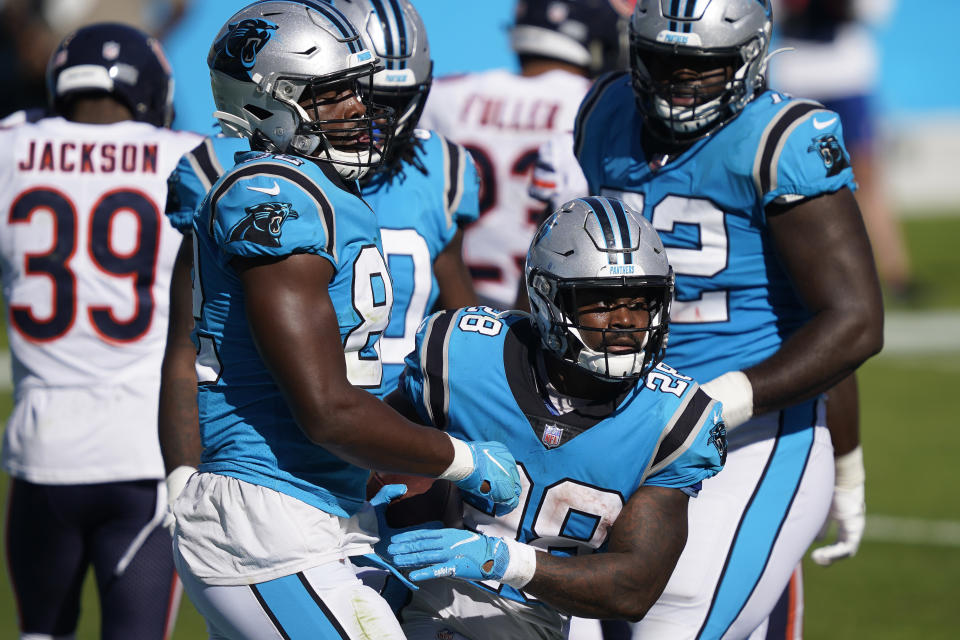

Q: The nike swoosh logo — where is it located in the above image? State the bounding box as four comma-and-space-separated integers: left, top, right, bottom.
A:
482, 449, 509, 476
247, 180, 281, 196
813, 117, 837, 130
451, 534, 481, 549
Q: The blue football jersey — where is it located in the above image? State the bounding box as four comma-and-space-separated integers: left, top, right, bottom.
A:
191, 150, 392, 517
167, 132, 479, 397
574, 73, 857, 382
399, 306, 725, 604
363, 130, 479, 397
166, 136, 249, 232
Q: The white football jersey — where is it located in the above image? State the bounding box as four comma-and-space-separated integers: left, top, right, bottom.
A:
0, 111, 202, 484
420, 69, 591, 307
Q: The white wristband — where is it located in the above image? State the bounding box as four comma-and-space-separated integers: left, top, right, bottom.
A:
164, 465, 196, 507
701, 370, 754, 430
501, 538, 538, 589
437, 435, 474, 482
834, 445, 865, 490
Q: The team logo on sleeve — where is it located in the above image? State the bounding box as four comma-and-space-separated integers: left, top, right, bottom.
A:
710, 422, 727, 465
807, 134, 850, 177
228, 202, 299, 247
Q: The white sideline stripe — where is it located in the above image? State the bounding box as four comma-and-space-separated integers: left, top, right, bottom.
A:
879, 310, 960, 356
865, 515, 960, 548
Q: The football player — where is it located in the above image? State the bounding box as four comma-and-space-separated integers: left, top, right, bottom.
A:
573, 1, 883, 638
377, 196, 726, 639
161, 0, 479, 404
0, 22, 203, 640
164, 2, 521, 638
418, 0, 631, 310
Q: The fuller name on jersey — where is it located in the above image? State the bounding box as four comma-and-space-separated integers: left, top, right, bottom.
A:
420, 69, 591, 307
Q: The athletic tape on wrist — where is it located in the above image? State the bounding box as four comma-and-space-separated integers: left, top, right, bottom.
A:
834, 445, 865, 489
438, 435, 473, 482
701, 370, 754, 430
501, 538, 538, 589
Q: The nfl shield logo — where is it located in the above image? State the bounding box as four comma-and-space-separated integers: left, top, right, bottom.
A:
542, 424, 564, 448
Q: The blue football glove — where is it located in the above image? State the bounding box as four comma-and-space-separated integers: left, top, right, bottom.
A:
455, 441, 521, 515
387, 528, 511, 583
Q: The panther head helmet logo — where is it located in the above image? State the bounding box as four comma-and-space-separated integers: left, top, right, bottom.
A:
212, 18, 278, 81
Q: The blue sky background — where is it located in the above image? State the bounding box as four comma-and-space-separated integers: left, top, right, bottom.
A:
415, 0, 960, 121
164, 0, 959, 132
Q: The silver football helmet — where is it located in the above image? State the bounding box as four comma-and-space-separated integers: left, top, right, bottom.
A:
630, 0, 772, 143
525, 197, 674, 380
334, 0, 432, 172
207, 0, 394, 179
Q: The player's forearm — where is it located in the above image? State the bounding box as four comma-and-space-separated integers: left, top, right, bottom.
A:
825, 373, 860, 456
744, 307, 881, 416
297, 384, 458, 477
524, 486, 687, 621
158, 355, 202, 473
522, 551, 673, 621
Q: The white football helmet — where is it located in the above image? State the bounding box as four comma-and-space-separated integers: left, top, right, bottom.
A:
525, 197, 674, 380
207, 0, 394, 179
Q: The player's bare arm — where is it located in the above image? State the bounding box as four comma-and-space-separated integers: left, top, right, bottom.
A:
433, 226, 478, 310
158, 237, 202, 473
826, 373, 860, 456
238, 252, 472, 476
522, 485, 688, 621
747, 188, 883, 416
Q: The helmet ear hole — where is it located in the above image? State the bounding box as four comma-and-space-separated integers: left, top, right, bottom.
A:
244, 104, 273, 120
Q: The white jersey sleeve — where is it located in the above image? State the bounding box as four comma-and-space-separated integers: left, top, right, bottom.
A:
0, 114, 203, 484
420, 69, 592, 308
529, 131, 590, 211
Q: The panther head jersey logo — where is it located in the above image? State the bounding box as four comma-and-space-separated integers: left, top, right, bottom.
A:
807, 134, 850, 177
710, 422, 727, 466
212, 18, 277, 80
228, 202, 299, 247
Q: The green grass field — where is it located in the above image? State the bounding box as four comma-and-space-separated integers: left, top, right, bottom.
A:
1, 216, 958, 639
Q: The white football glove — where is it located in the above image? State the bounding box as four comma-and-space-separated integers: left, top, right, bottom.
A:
162, 465, 196, 536
811, 446, 865, 566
